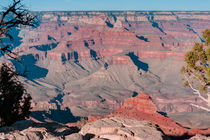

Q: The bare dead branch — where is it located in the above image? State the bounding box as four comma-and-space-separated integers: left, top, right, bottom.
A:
184, 75, 209, 103
0, 0, 36, 60
190, 103, 210, 112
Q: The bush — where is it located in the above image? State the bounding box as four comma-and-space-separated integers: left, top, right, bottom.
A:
181, 29, 210, 111
0, 63, 32, 127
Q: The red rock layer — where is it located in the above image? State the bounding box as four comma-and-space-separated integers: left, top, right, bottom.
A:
88, 93, 210, 137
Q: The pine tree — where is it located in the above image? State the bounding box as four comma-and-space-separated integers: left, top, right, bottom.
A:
0, 0, 36, 126
181, 29, 210, 111
0, 63, 32, 127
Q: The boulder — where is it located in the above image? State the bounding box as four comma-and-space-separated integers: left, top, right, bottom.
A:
81, 117, 165, 140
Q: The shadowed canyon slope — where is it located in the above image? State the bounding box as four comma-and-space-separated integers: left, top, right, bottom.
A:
4, 11, 210, 128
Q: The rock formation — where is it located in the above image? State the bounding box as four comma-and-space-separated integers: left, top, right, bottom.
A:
0, 120, 80, 140
1, 93, 210, 139
0, 116, 210, 140
80, 117, 166, 140
89, 93, 210, 137
0, 117, 166, 140
1, 11, 210, 128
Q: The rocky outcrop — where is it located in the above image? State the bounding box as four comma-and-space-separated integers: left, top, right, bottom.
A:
1, 116, 209, 140
89, 93, 210, 137
189, 135, 210, 140
80, 117, 166, 140
0, 120, 80, 140
0, 117, 167, 140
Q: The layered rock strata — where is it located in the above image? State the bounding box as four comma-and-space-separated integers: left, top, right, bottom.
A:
3, 11, 210, 127
89, 93, 210, 137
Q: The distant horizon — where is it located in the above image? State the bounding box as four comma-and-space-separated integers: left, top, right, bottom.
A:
33, 10, 210, 12
1, 0, 210, 11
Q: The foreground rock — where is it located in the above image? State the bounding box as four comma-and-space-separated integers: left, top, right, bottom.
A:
1, 116, 210, 140
0, 117, 166, 140
189, 135, 210, 140
80, 117, 166, 140
0, 120, 79, 140
89, 93, 210, 137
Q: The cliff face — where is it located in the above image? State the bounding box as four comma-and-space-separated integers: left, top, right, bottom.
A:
0, 116, 210, 140
7, 11, 210, 127
88, 93, 210, 137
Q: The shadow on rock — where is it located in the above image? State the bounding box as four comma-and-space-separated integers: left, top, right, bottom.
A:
30, 107, 80, 124
0, 120, 79, 137
127, 52, 149, 71
32, 42, 59, 51
11, 54, 48, 79
136, 35, 149, 42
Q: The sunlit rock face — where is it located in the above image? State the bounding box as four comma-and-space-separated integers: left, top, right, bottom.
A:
1, 95, 210, 139
8, 11, 210, 126
88, 94, 210, 137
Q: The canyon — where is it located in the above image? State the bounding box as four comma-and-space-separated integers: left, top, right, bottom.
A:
88, 93, 210, 137
0, 94, 210, 139
2, 11, 210, 130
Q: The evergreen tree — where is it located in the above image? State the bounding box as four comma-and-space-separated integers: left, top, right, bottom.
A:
0, 63, 32, 127
181, 29, 210, 111
0, 0, 36, 126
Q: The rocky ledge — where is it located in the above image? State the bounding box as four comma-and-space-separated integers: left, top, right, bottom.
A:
89, 93, 210, 137
1, 93, 210, 140
0, 117, 209, 140
0, 117, 166, 140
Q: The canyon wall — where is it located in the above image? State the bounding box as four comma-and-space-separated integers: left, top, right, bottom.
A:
5, 11, 210, 127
